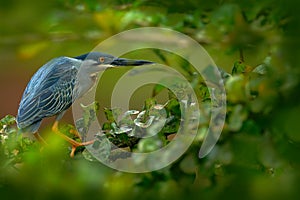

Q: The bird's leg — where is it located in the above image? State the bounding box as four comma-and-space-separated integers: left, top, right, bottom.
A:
33, 132, 48, 145
33, 132, 47, 153
52, 121, 94, 157
69, 129, 82, 140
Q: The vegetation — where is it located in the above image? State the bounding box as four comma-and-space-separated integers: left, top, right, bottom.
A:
0, 0, 299, 199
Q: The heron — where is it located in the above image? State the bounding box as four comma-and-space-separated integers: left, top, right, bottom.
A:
16, 52, 153, 157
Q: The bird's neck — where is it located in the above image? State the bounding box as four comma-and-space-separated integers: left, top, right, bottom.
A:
75, 70, 98, 98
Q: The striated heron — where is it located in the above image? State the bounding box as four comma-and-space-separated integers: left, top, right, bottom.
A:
17, 52, 153, 157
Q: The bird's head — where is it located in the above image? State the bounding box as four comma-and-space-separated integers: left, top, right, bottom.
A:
75, 52, 153, 74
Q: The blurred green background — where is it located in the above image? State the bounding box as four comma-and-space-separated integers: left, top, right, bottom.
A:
1, 0, 300, 199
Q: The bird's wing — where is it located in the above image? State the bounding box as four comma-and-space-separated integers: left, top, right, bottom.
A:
17, 57, 79, 129
21, 57, 73, 98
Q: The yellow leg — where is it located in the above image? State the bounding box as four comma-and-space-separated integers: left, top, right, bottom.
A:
33, 132, 48, 153
69, 129, 82, 140
52, 121, 95, 157
33, 132, 48, 145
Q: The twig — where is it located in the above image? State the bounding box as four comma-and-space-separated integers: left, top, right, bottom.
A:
239, 48, 244, 63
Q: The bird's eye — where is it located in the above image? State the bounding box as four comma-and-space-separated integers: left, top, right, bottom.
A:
99, 57, 105, 63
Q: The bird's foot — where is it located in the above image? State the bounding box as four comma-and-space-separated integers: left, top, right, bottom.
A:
69, 129, 82, 140
52, 120, 95, 157
69, 140, 95, 158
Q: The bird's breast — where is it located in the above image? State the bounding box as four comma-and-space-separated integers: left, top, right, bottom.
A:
74, 74, 98, 99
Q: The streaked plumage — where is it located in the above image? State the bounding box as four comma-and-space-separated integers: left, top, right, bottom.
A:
17, 52, 153, 134
17, 57, 79, 132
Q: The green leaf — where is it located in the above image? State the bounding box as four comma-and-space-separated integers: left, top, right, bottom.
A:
118, 110, 139, 126
228, 104, 248, 132
252, 56, 270, 75
198, 83, 210, 101
75, 102, 99, 137
134, 111, 155, 128
179, 155, 197, 174
232, 61, 247, 75
89, 135, 111, 161
0, 115, 16, 128
104, 107, 122, 122
0, 115, 16, 136
143, 98, 156, 111
137, 137, 163, 153
225, 75, 247, 103
152, 84, 166, 96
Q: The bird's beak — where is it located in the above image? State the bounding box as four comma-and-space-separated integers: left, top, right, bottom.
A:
111, 58, 154, 67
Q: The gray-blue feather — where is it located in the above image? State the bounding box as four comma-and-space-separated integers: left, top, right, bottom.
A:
17, 52, 153, 133
17, 57, 80, 132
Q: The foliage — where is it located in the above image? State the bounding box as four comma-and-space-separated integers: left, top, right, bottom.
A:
1, 0, 300, 199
